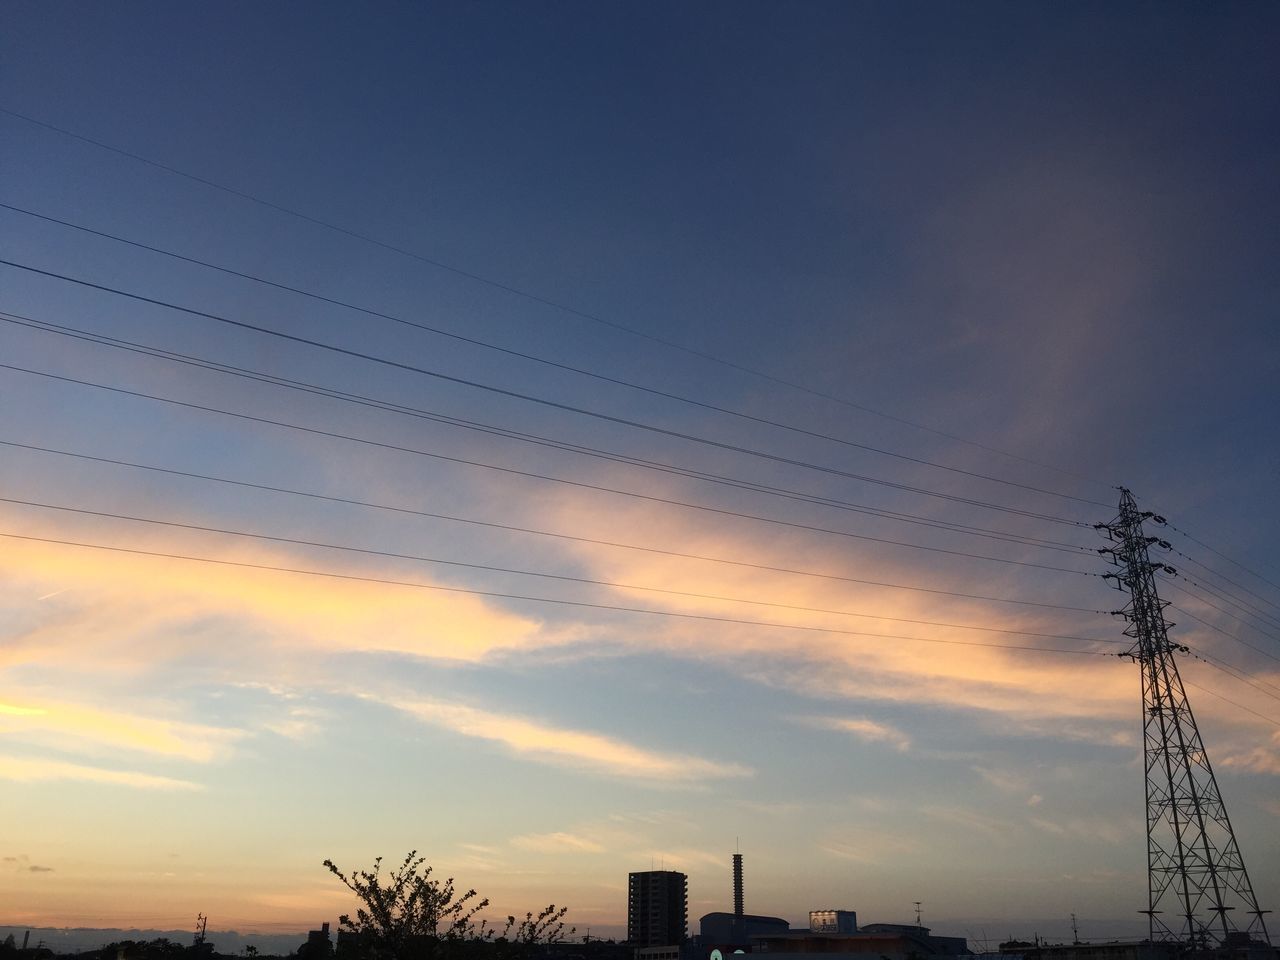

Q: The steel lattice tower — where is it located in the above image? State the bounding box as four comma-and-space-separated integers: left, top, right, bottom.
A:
1098, 489, 1271, 949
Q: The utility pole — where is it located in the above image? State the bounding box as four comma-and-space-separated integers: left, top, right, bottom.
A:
1098, 489, 1271, 948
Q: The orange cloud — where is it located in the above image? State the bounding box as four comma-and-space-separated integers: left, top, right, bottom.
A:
382, 696, 753, 783
529, 484, 1137, 737
798, 715, 912, 751
0, 696, 242, 762
0, 521, 547, 667
0, 755, 201, 790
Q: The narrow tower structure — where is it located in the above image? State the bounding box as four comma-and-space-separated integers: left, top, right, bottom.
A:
733, 853, 744, 919
1098, 489, 1271, 948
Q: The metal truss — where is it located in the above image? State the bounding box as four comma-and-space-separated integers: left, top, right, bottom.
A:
1097, 489, 1271, 949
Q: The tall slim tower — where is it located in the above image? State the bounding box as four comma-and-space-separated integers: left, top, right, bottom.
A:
1098, 489, 1271, 948
733, 853, 744, 919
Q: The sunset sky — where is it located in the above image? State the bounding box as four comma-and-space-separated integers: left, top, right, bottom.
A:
2, 1, 1279, 947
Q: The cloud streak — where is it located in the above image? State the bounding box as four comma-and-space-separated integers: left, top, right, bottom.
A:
0, 527, 547, 668
512, 832, 607, 854
0, 697, 243, 762
797, 714, 912, 752
384, 696, 753, 784
0, 756, 201, 791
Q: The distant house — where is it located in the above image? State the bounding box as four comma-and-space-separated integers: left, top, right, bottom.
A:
298, 922, 333, 960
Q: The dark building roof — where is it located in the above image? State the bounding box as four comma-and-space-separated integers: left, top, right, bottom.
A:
753, 927, 969, 959
699, 913, 790, 947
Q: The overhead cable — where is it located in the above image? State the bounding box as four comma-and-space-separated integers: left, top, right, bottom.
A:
0, 257, 1098, 527
1174, 573, 1280, 635
1166, 580, 1280, 648
1167, 518, 1280, 595
0, 361, 1102, 577
0, 107, 1114, 491
0, 531, 1118, 658
0, 438, 1109, 614
1, 495, 1119, 645
0, 201, 1114, 508
0, 310, 1094, 555
1182, 644, 1280, 702
1168, 544, 1280, 622
1181, 676, 1280, 729
1170, 604, 1280, 667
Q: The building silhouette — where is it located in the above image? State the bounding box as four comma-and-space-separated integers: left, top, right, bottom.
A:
628, 870, 688, 947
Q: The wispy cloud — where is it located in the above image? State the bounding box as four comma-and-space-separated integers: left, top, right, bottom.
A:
384, 697, 752, 784
262, 705, 328, 741
972, 764, 1029, 793
511, 832, 606, 854
819, 827, 921, 866
531, 488, 1141, 741
1218, 731, 1280, 776
921, 804, 1014, 838
0, 531, 546, 668
646, 847, 727, 870
0, 697, 243, 762
0, 755, 201, 791
1027, 814, 1142, 845
797, 714, 912, 752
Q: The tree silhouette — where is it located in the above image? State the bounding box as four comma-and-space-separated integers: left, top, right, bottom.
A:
502, 905, 571, 949
324, 851, 490, 959
324, 852, 572, 960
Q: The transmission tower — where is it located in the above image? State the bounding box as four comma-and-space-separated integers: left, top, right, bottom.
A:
1098, 489, 1271, 950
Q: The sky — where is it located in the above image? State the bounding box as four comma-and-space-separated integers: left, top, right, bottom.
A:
2, 0, 1280, 948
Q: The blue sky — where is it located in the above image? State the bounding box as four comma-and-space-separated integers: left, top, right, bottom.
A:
2, 1, 1279, 945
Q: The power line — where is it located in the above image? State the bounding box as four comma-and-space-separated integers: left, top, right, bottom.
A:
1170, 604, 1280, 667
1168, 544, 1280, 623
0, 201, 1111, 509
1167, 519, 1280, 595
0, 362, 1104, 578
0, 309, 1094, 556
1174, 572, 1280, 635
1181, 676, 1280, 729
1, 495, 1119, 645
0, 106, 1114, 491
1182, 644, 1280, 702
0, 531, 1118, 657
0, 256, 1098, 528
0, 438, 1109, 614
1166, 580, 1280, 648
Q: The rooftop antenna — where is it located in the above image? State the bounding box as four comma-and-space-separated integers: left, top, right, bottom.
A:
914, 902, 922, 929
1071, 914, 1079, 945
